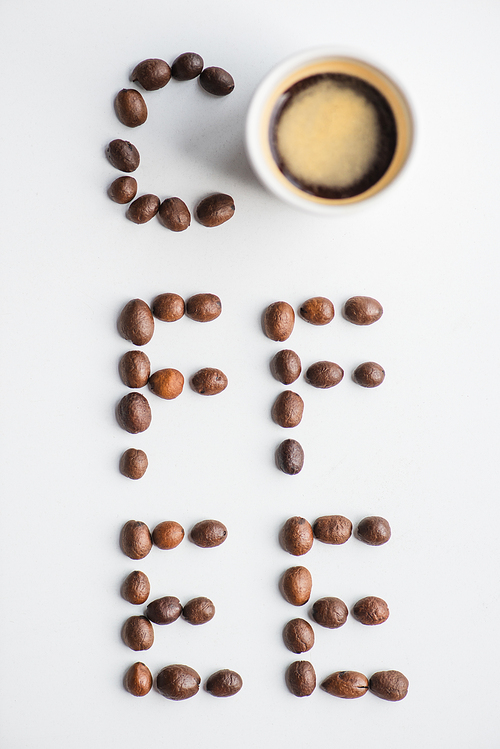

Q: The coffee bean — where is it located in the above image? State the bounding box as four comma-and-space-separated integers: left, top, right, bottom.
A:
152, 521, 185, 550
122, 616, 154, 651
199, 66, 234, 96
106, 139, 140, 172
119, 448, 148, 480
311, 597, 348, 629
352, 596, 389, 625
186, 293, 222, 322
305, 361, 344, 389
119, 350, 151, 388
118, 299, 154, 346
127, 194, 160, 224
158, 197, 191, 231
121, 570, 150, 605
157, 664, 201, 700
285, 661, 316, 697
108, 176, 137, 203
272, 391, 304, 428
206, 669, 242, 697
280, 517, 313, 556
356, 516, 391, 546
352, 362, 385, 388
145, 596, 182, 625
171, 52, 204, 81
321, 671, 369, 699
190, 368, 228, 395
263, 301, 295, 342
299, 296, 334, 325
148, 368, 184, 400
152, 293, 185, 321
182, 596, 215, 625
313, 515, 352, 545
116, 393, 152, 433
131, 58, 171, 91
280, 566, 312, 606
283, 618, 315, 653
120, 520, 152, 560
276, 439, 304, 475
124, 662, 153, 696
195, 193, 235, 227
190, 519, 227, 548
270, 350, 302, 384
343, 296, 383, 325
369, 670, 409, 701
114, 88, 148, 127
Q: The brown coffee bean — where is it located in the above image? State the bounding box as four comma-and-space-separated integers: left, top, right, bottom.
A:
127, 194, 160, 224
186, 293, 222, 322
272, 391, 304, 428
152, 520, 185, 550
199, 66, 234, 96
171, 52, 204, 80
145, 596, 182, 625
369, 670, 409, 701
206, 669, 242, 697
121, 570, 150, 605
120, 520, 152, 560
152, 293, 185, 321
356, 516, 391, 546
131, 58, 171, 90
343, 296, 383, 325
313, 515, 352, 545
190, 368, 228, 395
305, 361, 344, 389
321, 671, 369, 699
352, 362, 385, 388
280, 517, 313, 556
195, 193, 235, 227
280, 566, 312, 606
285, 661, 316, 697
182, 596, 215, 625
352, 596, 389, 625
122, 616, 154, 651
116, 393, 152, 433
108, 175, 137, 203
119, 350, 151, 388
311, 597, 348, 629
270, 350, 302, 384
119, 448, 148, 480
299, 296, 334, 325
157, 665, 201, 700
149, 368, 184, 400
276, 439, 304, 475
158, 197, 191, 231
190, 519, 227, 548
118, 299, 154, 346
283, 618, 315, 653
124, 662, 153, 696
106, 139, 140, 172
263, 301, 295, 342
114, 88, 148, 127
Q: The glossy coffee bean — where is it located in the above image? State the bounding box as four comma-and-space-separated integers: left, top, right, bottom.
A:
199, 66, 234, 96
106, 139, 140, 172
352, 596, 390, 625
114, 89, 148, 127
280, 517, 313, 556
108, 175, 137, 203
171, 53, 204, 80
270, 350, 302, 384
119, 448, 148, 479
119, 350, 151, 388
145, 596, 182, 625
276, 439, 304, 475
156, 664, 201, 700
120, 520, 152, 560
321, 671, 369, 699
343, 296, 383, 325
311, 597, 348, 629
124, 662, 153, 696
352, 362, 385, 388
206, 669, 242, 697
305, 361, 344, 389
122, 616, 154, 651
356, 516, 391, 546
285, 661, 316, 696
283, 618, 315, 653
272, 391, 304, 428
190, 519, 227, 548
313, 515, 352, 545
182, 596, 215, 625
121, 570, 150, 605
131, 58, 171, 90
369, 670, 409, 701
280, 566, 312, 606
299, 296, 334, 325
264, 302, 294, 342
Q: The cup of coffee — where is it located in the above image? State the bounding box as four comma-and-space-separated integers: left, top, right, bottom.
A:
245, 48, 413, 213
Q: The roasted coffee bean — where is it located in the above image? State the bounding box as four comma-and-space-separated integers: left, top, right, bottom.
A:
285, 661, 316, 697
190, 519, 227, 548
369, 670, 409, 701
343, 296, 383, 325
118, 299, 154, 346
114, 88, 148, 127
119, 350, 151, 388
321, 671, 369, 699
186, 293, 222, 321
121, 570, 150, 605
120, 520, 152, 560
127, 194, 160, 224
313, 515, 352, 545
182, 596, 215, 625
148, 368, 184, 400
157, 664, 201, 700
108, 175, 137, 203
195, 193, 235, 227
116, 393, 152, 433
299, 296, 334, 325
263, 301, 295, 342
190, 368, 228, 395
152, 292, 185, 321
311, 597, 348, 629
119, 448, 148, 480
171, 52, 204, 80
124, 662, 153, 696
158, 197, 191, 231
276, 439, 304, 475
106, 139, 140, 172
131, 58, 171, 90
206, 669, 242, 697
152, 520, 185, 550
356, 516, 391, 546
270, 350, 301, 384
352, 361, 385, 388
280, 566, 312, 606
305, 361, 344, 389
283, 618, 315, 653
146, 596, 182, 625
122, 616, 154, 651
352, 596, 389, 625
272, 391, 304, 428
280, 517, 314, 556
199, 66, 234, 96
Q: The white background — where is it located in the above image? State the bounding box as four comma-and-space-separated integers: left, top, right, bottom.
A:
1, 1, 499, 747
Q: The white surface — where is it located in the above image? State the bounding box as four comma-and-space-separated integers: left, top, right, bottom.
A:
1, 1, 499, 747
